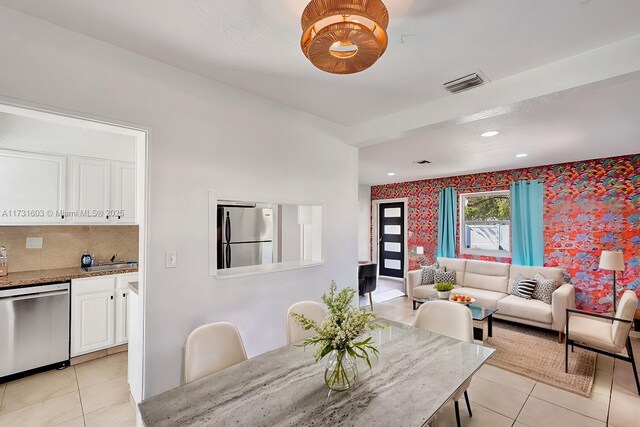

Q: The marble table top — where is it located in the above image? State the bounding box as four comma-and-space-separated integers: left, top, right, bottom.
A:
139, 319, 494, 427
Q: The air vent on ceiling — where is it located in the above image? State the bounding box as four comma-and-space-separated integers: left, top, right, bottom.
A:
443, 73, 485, 94
414, 160, 431, 165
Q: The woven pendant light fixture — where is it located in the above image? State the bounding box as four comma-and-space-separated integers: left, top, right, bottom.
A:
301, 0, 389, 74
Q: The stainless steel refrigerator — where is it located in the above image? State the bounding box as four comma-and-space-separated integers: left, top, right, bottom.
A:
217, 205, 274, 269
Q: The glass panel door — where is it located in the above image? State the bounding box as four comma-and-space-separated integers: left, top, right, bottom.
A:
378, 202, 404, 278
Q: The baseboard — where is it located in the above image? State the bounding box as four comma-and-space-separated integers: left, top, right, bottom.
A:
70, 344, 128, 365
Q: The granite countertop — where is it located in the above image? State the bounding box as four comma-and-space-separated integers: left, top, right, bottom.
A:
128, 281, 139, 295
139, 319, 494, 427
0, 266, 139, 289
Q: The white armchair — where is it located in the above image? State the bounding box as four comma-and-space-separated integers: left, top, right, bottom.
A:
565, 290, 639, 395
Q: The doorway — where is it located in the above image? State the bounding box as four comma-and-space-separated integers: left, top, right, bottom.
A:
378, 202, 405, 278
0, 101, 148, 417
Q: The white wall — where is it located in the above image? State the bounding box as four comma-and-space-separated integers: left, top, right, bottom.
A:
279, 204, 301, 262
0, 110, 136, 162
0, 7, 358, 398
358, 184, 371, 261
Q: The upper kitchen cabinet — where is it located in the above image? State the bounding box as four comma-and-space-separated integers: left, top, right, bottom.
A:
0, 149, 67, 224
112, 162, 136, 223
71, 157, 112, 223
0, 105, 140, 225
71, 158, 137, 224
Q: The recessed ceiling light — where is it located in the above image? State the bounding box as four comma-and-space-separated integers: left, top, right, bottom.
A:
481, 131, 500, 138
387, 172, 395, 176
515, 153, 528, 158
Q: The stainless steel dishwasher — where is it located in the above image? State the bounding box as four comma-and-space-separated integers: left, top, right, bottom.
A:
0, 282, 70, 378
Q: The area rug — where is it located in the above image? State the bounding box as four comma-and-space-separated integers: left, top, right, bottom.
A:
359, 289, 405, 307
481, 320, 596, 397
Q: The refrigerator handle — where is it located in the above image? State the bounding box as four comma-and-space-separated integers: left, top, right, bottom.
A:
225, 212, 231, 243
224, 212, 232, 268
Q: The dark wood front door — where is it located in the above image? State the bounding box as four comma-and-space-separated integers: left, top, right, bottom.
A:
378, 202, 404, 278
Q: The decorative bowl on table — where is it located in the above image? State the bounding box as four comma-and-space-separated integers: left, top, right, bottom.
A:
449, 294, 475, 305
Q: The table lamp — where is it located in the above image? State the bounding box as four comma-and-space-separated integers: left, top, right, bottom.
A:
599, 250, 625, 311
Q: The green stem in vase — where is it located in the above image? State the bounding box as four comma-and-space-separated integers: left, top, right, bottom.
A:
292, 282, 388, 391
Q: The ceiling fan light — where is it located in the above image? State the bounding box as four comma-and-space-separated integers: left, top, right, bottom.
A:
301, 0, 389, 74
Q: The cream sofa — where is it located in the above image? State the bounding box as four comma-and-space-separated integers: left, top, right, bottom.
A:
408, 257, 575, 339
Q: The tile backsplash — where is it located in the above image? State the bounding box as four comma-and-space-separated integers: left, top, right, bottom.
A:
0, 226, 139, 272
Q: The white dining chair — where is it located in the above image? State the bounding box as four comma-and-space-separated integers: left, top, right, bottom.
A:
413, 301, 474, 427
183, 321, 248, 384
286, 301, 326, 344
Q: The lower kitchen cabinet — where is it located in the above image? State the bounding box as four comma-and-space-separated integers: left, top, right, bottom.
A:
73, 289, 115, 355
115, 287, 129, 345
71, 272, 137, 357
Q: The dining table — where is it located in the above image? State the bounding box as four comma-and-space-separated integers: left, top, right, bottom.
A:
139, 319, 495, 426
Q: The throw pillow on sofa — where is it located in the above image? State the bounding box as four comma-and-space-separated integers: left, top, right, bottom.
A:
420, 263, 438, 285
510, 274, 537, 299
532, 272, 560, 304
434, 269, 456, 285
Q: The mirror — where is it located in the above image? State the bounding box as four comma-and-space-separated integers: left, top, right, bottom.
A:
212, 198, 323, 276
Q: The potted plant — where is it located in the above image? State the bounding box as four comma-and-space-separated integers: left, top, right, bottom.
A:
434, 282, 455, 299
291, 281, 387, 391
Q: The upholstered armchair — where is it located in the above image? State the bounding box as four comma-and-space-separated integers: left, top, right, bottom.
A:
565, 290, 639, 395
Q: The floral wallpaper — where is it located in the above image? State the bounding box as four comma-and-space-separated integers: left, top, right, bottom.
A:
371, 154, 640, 312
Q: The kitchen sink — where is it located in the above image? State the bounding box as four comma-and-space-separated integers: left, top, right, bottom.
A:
81, 262, 138, 273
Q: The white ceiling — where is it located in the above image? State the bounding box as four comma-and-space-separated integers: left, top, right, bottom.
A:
2, 0, 640, 126
359, 74, 640, 184
2, 1, 640, 185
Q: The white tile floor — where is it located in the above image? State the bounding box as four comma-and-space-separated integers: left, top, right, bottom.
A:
0, 298, 638, 426
359, 276, 406, 306
375, 296, 640, 427
0, 351, 134, 427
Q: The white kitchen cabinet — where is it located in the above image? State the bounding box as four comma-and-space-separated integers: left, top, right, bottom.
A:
71, 272, 135, 357
0, 149, 137, 225
71, 157, 111, 223
71, 275, 116, 356
112, 162, 136, 223
0, 149, 67, 224
115, 288, 129, 345
115, 272, 136, 344
128, 284, 142, 404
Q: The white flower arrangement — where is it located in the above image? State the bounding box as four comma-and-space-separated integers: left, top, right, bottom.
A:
291, 281, 386, 368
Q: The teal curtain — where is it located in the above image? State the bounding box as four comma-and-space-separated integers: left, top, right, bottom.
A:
511, 180, 544, 266
436, 187, 457, 258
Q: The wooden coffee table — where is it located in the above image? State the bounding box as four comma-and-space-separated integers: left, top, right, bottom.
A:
413, 296, 498, 341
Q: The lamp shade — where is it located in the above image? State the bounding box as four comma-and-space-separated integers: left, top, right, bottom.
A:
599, 250, 624, 271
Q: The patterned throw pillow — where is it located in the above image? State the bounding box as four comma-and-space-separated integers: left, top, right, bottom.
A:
434, 269, 456, 285
420, 263, 438, 285
510, 274, 537, 300
532, 272, 560, 304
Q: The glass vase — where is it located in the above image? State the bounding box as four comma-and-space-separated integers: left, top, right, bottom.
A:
324, 349, 358, 391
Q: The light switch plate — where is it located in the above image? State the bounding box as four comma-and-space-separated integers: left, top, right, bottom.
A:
26, 237, 43, 249
416, 246, 424, 255
165, 251, 177, 268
